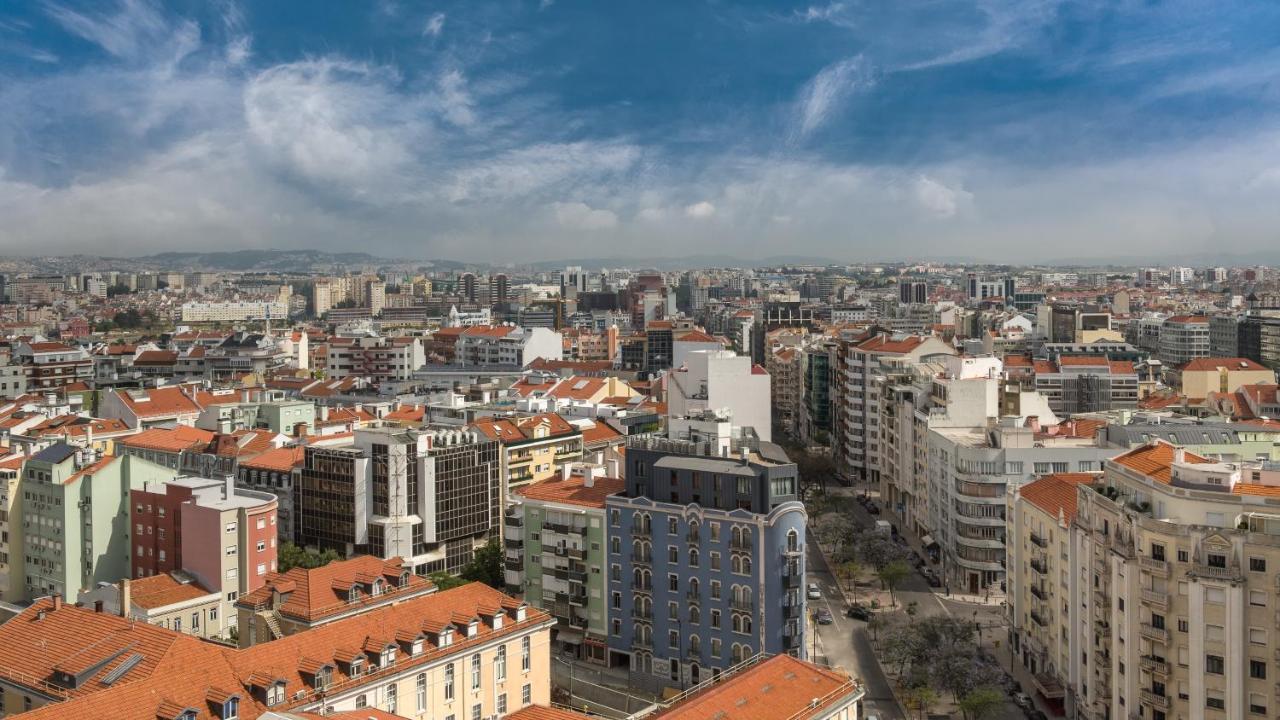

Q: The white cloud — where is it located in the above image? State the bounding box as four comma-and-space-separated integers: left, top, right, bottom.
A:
437, 69, 475, 127
685, 201, 716, 218
423, 12, 446, 38
914, 175, 972, 218
45, 0, 199, 65
447, 141, 640, 203
797, 3, 847, 24
226, 36, 252, 66
793, 56, 874, 140
553, 201, 618, 230
895, 0, 1062, 72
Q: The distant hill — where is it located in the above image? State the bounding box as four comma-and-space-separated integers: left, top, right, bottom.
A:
132, 250, 403, 271
522, 254, 842, 271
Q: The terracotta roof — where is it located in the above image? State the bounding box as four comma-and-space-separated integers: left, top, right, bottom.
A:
461, 325, 517, 338
471, 413, 579, 443
517, 474, 625, 509
855, 334, 927, 354
384, 404, 427, 423
1180, 357, 1271, 373
579, 420, 623, 446
652, 654, 860, 720
1056, 355, 1109, 366
1111, 440, 1212, 484
545, 376, 606, 401
1019, 473, 1097, 523
676, 330, 719, 344
1233, 483, 1280, 498
1165, 315, 1208, 324
25, 342, 78, 353
120, 426, 216, 453
507, 707, 593, 720
134, 350, 178, 365
29, 415, 132, 439
235, 556, 431, 622
239, 445, 305, 473
129, 574, 216, 610
114, 386, 201, 418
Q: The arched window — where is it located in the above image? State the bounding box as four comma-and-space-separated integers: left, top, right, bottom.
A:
742, 527, 752, 546
786, 529, 799, 552
742, 556, 752, 574
731, 555, 741, 574
743, 587, 752, 605
743, 616, 753, 633
689, 549, 699, 567
690, 605, 700, 624
731, 527, 741, 546
732, 615, 741, 633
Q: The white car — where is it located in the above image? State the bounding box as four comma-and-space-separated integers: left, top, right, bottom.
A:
807, 583, 822, 599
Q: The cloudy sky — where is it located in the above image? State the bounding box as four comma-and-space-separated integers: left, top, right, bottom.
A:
2, 0, 1280, 263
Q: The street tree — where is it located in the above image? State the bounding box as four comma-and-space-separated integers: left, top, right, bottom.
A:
958, 687, 1005, 720
877, 560, 911, 606
855, 534, 911, 570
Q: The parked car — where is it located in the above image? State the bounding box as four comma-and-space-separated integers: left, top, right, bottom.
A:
815, 607, 834, 625
846, 604, 872, 621
922, 569, 942, 587
1012, 692, 1033, 710
807, 583, 822, 599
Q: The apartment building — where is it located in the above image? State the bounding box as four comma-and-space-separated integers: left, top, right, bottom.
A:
667, 349, 772, 442
0, 582, 553, 720
1174, 357, 1274, 400
455, 325, 563, 367
77, 572, 225, 640
325, 335, 425, 381
19, 445, 177, 601
929, 415, 1118, 594
10, 341, 92, 390
1005, 354, 1140, 414
767, 347, 802, 437
834, 333, 954, 483
471, 413, 584, 492
236, 445, 305, 544
799, 340, 837, 446
235, 555, 436, 646
0, 456, 21, 601
605, 426, 806, 689
1070, 441, 1280, 720
180, 299, 290, 323
296, 426, 501, 574
1239, 308, 1280, 371
1006, 472, 1099, 715
1158, 315, 1211, 367
504, 464, 624, 664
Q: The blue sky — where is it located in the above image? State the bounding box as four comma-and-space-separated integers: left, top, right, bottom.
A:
2, 0, 1280, 263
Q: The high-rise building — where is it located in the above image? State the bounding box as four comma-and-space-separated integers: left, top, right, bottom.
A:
899, 280, 928, 305
297, 427, 501, 575
1158, 315, 1211, 366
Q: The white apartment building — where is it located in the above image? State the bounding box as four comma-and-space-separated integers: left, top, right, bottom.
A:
180, 300, 290, 323
455, 325, 563, 367
835, 333, 954, 483
326, 335, 425, 381
666, 349, 772, 442
1158, 315, 1211, 367
1070, 442, 1280, 720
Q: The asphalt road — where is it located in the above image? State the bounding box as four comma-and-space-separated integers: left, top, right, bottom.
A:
807, 486, 1032, 720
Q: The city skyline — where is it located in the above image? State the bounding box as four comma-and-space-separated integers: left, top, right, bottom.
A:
2, 1, 1280, 261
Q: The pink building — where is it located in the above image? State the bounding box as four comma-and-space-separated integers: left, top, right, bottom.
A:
131, 476, 278, 640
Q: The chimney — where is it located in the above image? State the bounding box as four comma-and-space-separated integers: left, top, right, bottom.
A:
740, 446, 749, 465
584, 472, 595, 489
319, 405, 329, 422
1174, 447, 1186, 464
240, 389, 250, 403
607, 458, 620, 478
294, 421, 309, 437
561, 464, 571, 481
1026, 415, 1041, 433
120, 578, 132, 618
52, 593, 62, 611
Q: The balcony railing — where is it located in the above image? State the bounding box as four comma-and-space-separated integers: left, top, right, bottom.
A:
686, 531, 701, 544
1139, 690, 1170, 709
1140, 589, 1168, 608
1030, 558, 1048, 575
1095, 620, 1112, 638
731, 600, 754, 612
632, 553, 652, 564
633, 526, 651, 539
1139, 623, 1169, 643
1189, 563, 1243, 582
1030, 532, 1048, 549
1030, 585, 1047, 601
631, 608, 652, 620
1138, 556, 1168, 575
505, 515, 523, 527
1030, 611, 1049, 627
784, 604, 802, 619
1139, 656, 1169, 676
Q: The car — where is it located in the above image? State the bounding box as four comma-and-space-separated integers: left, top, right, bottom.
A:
807, 583, 822, 599
923, 570, 943, 587
815, 608, 834, 624
1012, 692, 1033, 710
846, 604, 872, 621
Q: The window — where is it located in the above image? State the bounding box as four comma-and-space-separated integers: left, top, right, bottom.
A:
1206, 553, 1227, 568
1250, 590, 1267, 606
1177, 618, 1189, 633
355, 695, 367, 709
668, 574, 678, 592
1206, 654, 1224, 674
1206, 624, 1223, 642
496, 646, 506, 680
1249, 692, 1266, 715
1206, 691, 1225, 710
1177, 549, 1188, 562
1206, 587, 1226, 604
1251, 628, 1267, 645
668, 517, 677, 534
1250, 556, 1266, 572
610, 537, 620, 554
386, 684, 397, 713
471, 653, 481, 690
225, 545, 237, 556
471, 704, 481, 720
522, 636, 531, 671
668, 546, 678, 563
689, 549, 699, 567
223, 698, 239, 720
256, 540, 266, 552
416, 673, 427, 711
1252, 659, 1268, 679
445, 663, 455, 700
522, 683, 532, 705
225, 522, 237, 533
497, 693, 507, 714
710, 609, 721, 629
610, 509, 620, 526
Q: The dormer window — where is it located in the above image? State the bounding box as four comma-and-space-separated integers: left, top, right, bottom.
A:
222, 698, 239, 720
371, 578, 384, 596
515, 605, 527, 622
380, 646, 396, 667
400, 571, 411, 587
350, 657, 365, 676
491, 613, 503, 631
412, 638, 424, 656
266, 682, 285, 706
179, 712, 197, 720
348, 587, 360, 603
467, 620, 478, 638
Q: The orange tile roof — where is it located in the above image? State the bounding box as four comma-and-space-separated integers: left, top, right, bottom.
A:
1233, 483, 1280, 498
235, 556, 431, 623
517, 474, 625, 509
239, 445, 305, 473
120, 426, 216, 453
129, 574, 216, 610
1019, 473, 1097, 523
471, 413, 579, 443
134, 350, 178, 365
1111, 440, 1212, 484
855, 334, 927, 354
652, 654, 860, 720
1056, 355, 1109, 366
508, 707, 593, 720
115, 386, 201, 418
579, 420, 623, 446
676, 330, 718, 344
1180, 357, 1271, 372
29, 415, 133, 438
1166, 315, 1208, 324
545, 376, 606, 401
461, 325, 516, 338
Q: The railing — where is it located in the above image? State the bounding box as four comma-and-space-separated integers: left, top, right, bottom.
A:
1030, 532, 1049, 549
686, 589, 700, 601
505, 515, 523, 527
1030, 585, 1047, 601
1138, 556, 1168, 575
1095, 620, 1112, 638
1140, 589, 1168, 607
686, 531, 701, 544
1030, 611, 1048, 627
633, 636, 653, 650
633, 526, 651, 539
1030, 558, 1048, 574
631, 553, 652, 564
1190, 564, 1243, 582
1139, 689, 1170, 709
1139, 656, 1169, 675
1139, 623, 1169, 643
730, 539, 752, 552
731, 600, 754, 612
631, 608, 652, 620
784, 604, 802, 619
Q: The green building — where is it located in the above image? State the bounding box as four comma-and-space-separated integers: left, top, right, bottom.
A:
503, 465, 623, 665
20, 444, 177, 601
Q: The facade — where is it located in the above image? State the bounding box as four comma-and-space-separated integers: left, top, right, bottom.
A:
0, 456, 21, 601
1175, 357, 1274, 400
1070, 441, 1280, 720
1014, 355, 1140, 414
77, 572, 225, 640
1238, 308, 1280, 371
800, 340, 836, 445
236, 445, 305, 544
1209, 314, 1241, 358
10, 341, 92, 390
605, 430, 807, 689
297, 426, 501, 574
181, 300, 289, 323
0, 583, 554, 720
326, 336, 425, 381
667, 350, 772, 442
455, 325, 563, 367
1158, 315, 1211, 367
19, 445, 177, 601
505, 465, 624, 664
471, 413, 585, 492
767, 347, 801, 437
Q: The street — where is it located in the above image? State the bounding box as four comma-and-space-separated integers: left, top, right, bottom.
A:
807, 484, 1031, 720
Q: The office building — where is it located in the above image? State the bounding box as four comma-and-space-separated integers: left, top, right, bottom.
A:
1158, 315, 1211, 367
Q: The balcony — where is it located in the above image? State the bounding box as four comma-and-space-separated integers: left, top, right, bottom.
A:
504, 538, 523, 550
783, 568, 802, 588
1095, 620, 1112, 638
1140, 589, 1168, 608
568, 592, 588, 607
631, 608, 652, 621
1030, 531, 1049, 549
686, 589, 700, 602
633, 525, 651, 539
504, 558, 523, 571
634, 636, 653, 650
1030, 558, 1048, 575
730, 539, 751, 552
1032, 673, 1065, 699
1030, 585, 1047, 601
505, 515, 523, 527
1139, 656, 1169, 676
1139, 623, 1169, 644
685, 531, 701, 544
1139, 690, 1170, 710
731, 600, 754, 612
631, 553, 652, 565
782, 634, 802, 650
1030, 611, 1049, 628
784, 604, 802, 619
1138, 556, 1169, 576
1189, 563, 1243, 582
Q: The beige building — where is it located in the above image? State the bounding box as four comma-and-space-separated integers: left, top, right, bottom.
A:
767, 346, 802, 436
1070, 440, 1280, 720
0, 456, 21, 602
1007, 471, 1099, 715
1176, 357, 1275, 400
77, 572, 224, 640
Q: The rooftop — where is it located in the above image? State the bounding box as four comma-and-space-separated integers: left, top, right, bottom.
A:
517, 473, 626, 509
651, 654, 861, 720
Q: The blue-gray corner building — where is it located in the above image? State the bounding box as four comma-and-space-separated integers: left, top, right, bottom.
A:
604, 430, 807, 688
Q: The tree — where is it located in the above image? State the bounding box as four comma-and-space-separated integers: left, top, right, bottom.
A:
867, 613, 887, 642
904, 684, 938, 720
461, 539, 504, 589
428, 572, 468, 591
877, 560, 910, 606
855, 534, 911, 570
106, 283, 132, 298
277, 542, 341, 572
813, 514, 855, 554
958, 687, 1005, 720
837, 560, 863, 602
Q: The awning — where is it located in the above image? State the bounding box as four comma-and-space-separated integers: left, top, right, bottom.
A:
921, 535, 939, 548
556, 629, 584, 645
